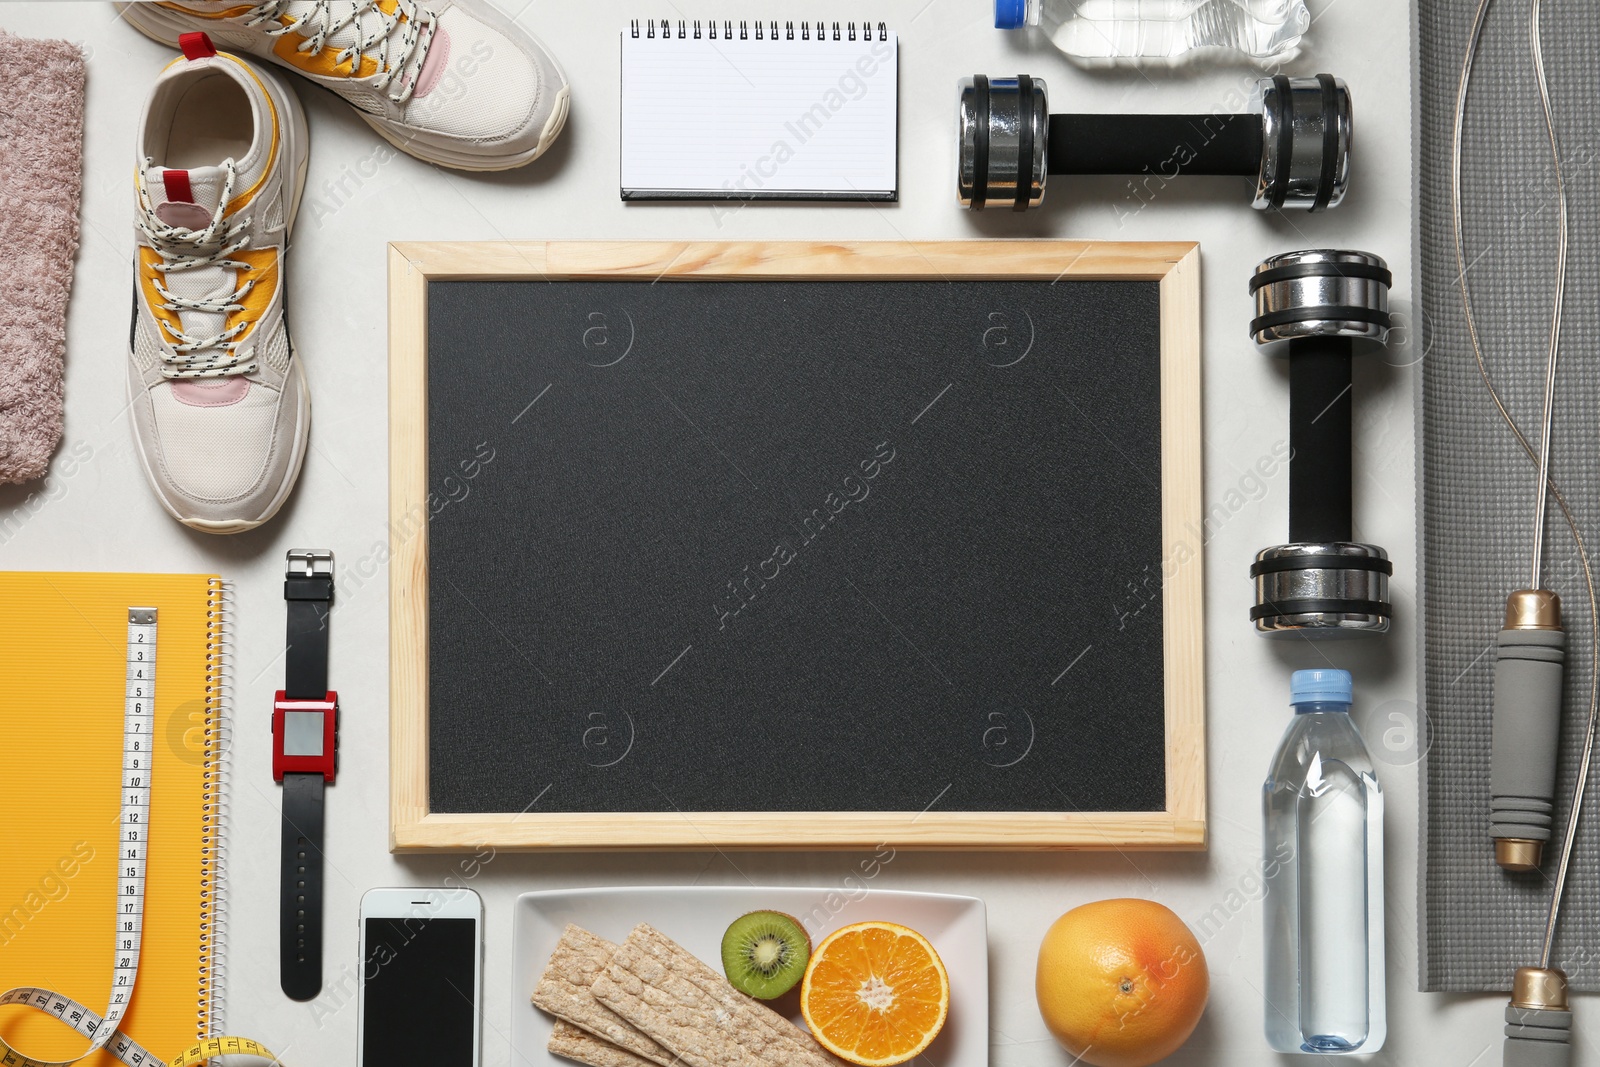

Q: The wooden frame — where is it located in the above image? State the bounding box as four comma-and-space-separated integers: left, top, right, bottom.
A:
389, 240, 1204, 852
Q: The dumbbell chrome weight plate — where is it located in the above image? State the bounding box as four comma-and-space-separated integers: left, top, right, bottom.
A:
1248, 248, 1390, 344
957, 75, 1047, 210
1253, 74, 1353, 211
1252, 542, 1392, 636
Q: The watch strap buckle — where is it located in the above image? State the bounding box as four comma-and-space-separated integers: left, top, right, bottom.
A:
285, 549, 334, 580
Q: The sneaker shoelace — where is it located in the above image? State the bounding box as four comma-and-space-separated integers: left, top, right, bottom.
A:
242, 0, 439, 104
136, 159, 260, 380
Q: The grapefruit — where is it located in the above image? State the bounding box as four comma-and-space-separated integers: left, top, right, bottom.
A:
1035, 898, 1208, 1067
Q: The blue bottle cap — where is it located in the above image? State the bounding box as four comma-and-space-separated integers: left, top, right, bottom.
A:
995, 0, 1028, 29
1290, 668, 1353, 706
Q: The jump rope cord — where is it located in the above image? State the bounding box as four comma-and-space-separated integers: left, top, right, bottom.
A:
1450, 0, 1594, 969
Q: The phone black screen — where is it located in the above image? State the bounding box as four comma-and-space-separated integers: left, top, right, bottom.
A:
362, 916, 477, 1065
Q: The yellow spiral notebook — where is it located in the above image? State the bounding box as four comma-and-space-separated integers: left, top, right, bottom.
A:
0, 572, 228, 1066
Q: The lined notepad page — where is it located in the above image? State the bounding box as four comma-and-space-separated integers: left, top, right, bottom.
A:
620, 28, 899, 200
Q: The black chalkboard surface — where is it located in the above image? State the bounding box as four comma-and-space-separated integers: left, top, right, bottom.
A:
389, 242, 1204, 851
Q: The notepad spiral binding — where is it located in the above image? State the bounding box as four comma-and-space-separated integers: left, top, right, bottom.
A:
200, 578, 233, 1041
631, 19, 890, 41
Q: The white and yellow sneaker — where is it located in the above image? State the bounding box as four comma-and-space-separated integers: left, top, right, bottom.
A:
129, 33, 310, 534
118, 0, 570, 171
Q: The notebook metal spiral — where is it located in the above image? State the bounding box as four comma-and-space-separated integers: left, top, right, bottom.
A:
630, 19, 890, 41
200, 579, 232, 1047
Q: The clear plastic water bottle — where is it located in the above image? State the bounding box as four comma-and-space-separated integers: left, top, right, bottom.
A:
1262, 669, 1385, 1054
994, 0, 1310, 65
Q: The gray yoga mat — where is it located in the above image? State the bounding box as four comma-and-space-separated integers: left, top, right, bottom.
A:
1418, 1, 1600, 991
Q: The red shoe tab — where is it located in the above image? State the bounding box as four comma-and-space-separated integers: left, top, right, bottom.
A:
162, 169, 194, 204
179, 32, 217, 60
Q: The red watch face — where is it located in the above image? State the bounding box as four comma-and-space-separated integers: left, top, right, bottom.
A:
273, 692, 338, 782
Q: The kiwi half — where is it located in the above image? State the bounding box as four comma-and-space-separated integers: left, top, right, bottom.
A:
721, 911, 812, 1000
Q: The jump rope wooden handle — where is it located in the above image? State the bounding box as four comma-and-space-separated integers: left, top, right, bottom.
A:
1489, 592, 1565, 871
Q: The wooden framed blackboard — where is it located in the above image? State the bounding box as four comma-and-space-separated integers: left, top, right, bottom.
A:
388, 241, 1203, 851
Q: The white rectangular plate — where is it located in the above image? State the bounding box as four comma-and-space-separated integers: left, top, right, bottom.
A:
511, 885, 988, 1066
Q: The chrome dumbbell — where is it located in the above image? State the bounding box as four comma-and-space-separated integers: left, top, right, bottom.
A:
1248, 249, 1392, 637
957, 74, 1351, 212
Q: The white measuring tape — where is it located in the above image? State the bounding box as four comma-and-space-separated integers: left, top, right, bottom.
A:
0, 609, 280, 1067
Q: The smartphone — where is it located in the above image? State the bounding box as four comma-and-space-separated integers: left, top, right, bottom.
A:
358, 887, 483, 1067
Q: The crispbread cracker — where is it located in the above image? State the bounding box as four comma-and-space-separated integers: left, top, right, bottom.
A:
591, 923, 837, 1067
548, 1019, 666, 1067
533, 924, 679, 1065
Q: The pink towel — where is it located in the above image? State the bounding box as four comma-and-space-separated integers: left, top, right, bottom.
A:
0, 30, 85, 484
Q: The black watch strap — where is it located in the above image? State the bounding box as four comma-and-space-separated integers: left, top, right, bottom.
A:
280, 771, 327, 1001
285, 561, 332, 700
280, 549, 334, 1001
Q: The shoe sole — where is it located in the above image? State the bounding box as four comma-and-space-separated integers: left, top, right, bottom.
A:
127, 52, 313, 535
115, 0, 571, 171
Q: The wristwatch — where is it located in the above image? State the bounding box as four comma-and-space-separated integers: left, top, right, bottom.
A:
272, 549, 339, 1001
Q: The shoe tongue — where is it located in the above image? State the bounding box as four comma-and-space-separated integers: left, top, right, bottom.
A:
149, 165, 226, 229
143, 164, 239, 350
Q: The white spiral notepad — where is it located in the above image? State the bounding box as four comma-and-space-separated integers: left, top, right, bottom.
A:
620, 20, 899, 201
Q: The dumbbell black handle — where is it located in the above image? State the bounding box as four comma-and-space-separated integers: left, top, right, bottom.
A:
1288, 335, 1354, 545
1047, 114, 1263, 176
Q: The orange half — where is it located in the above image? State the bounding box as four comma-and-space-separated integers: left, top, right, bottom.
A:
799, 921, 950, 1066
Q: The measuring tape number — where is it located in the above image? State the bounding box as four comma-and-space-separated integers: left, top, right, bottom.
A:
0, 609, 280, 1067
